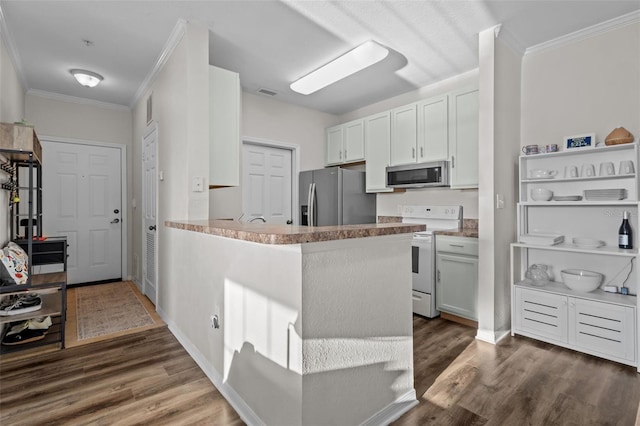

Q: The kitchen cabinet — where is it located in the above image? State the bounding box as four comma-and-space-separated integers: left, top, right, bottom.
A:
448, 86, 479, 189
390, 103, 418, 166
417, 95, 449, 162
326, 119, 365, 166
511, 141, 639, 368
209, 66, 240, 187
364, 112, 393, 193
436, 235, 478, 321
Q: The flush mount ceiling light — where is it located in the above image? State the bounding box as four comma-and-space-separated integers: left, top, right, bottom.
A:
70, 69, 103, 88
290, 40, 389, 95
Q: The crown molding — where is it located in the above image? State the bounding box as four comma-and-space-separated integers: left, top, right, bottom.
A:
130, 18, 187, 108
0, 4, 28, 90
496, 26, 527, 57
27, 89, 130, 111
525, 9, 640, 56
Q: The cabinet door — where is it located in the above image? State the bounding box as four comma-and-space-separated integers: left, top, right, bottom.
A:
436, 253, 478, 320
210, 66, 240, 186
344, 120, 365, 162
390, 104, 417, 166
417, 95, 448, 163
569, 298, 636, 363
514, 288, 568, 343
326, 125, 344, 165
448, 87, 478, 189
364, 112, 393, 193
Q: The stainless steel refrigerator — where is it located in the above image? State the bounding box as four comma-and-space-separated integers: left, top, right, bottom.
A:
299, 167, 376, 226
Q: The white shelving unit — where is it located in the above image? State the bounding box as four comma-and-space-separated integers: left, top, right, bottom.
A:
511, 141, 640, 369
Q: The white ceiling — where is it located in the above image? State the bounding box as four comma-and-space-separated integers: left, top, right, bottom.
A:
1, 1, 639, 115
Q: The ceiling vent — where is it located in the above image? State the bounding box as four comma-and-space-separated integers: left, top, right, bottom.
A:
257, 88, 278, 97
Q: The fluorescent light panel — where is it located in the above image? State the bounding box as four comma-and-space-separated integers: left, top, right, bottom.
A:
290, 41, 389, 95
70, 69, 103, 87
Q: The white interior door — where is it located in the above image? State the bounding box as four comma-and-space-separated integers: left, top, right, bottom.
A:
142, 124, 158, 304
42, 141, 122, 285
242, 143, 292, 224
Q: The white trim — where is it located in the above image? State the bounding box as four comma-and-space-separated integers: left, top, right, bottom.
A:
131, 19, 187, 108
39, 135, 128, 283
0, 4, 28, 91
360, 389, 418, 426
242, 137, 301, 225
157, 307, 265, 426
525, 9, 640, 57
475, 329, 511, 345
27, 89, 130, 111
496, 26, 526, 57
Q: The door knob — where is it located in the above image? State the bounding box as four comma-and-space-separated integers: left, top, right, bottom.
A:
114, 209, 120, 214
149, 225, 157, 231
286, 219, 293, 225
110, 218, 120, 224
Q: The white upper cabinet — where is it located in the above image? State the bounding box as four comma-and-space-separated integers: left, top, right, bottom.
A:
326, 119, 365, 165
210, 66, 241, 187
390, 103, 418, 166
364, 111, 393, 193
448, 86, 479, 189
417, 95, 448, 162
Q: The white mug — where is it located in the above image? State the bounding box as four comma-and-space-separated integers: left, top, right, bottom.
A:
619, 160, 635, 175
599, 161, 615, 176
582, 164, 596, 177
565, 165, 579, 178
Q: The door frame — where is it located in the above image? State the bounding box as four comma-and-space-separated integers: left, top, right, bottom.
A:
40, 135, 128, 281
242, 137, 300, 225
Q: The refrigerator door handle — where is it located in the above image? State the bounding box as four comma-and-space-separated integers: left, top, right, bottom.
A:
310, 183, 316, 226
307, 183, 313, 226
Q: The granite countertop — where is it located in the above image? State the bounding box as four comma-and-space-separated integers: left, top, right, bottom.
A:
165, 219, 425, 245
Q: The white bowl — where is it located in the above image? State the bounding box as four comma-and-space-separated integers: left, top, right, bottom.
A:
561, 269, 603, 292
531, 188, 553, 201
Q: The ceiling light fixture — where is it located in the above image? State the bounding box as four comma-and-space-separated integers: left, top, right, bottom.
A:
290, 40, 389, 95
70, 69, 103, 88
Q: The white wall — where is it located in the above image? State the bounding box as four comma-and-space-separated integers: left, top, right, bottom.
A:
209, 91, 337, 220
522, 22, 640, 147
0, 35, 25, 244
131, 23, 209, 296
476, 26, 522, 344
340, 70, 480, 219
24, 93, 134, 277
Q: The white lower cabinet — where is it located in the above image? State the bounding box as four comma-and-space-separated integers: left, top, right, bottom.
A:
514, 287, 636, 366
436, 236, 478, 321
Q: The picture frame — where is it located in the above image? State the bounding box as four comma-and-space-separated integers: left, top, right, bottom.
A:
563, 133, 596, 150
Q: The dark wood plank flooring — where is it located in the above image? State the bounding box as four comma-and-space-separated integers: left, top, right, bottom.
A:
2, 316, 640, 425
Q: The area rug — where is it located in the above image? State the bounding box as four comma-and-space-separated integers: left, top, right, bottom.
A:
76, 282, 155, 340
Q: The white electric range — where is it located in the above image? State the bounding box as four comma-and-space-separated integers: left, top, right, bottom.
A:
401, 205, 463, 318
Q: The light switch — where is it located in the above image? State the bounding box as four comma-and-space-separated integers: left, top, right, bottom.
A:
192, 176, 205, 192
496, 193, 505, 209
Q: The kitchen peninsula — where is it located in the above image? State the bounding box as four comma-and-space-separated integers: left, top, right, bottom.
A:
163, 219, 424, 425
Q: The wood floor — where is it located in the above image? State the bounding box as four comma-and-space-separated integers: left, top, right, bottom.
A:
2, 315, 640, 425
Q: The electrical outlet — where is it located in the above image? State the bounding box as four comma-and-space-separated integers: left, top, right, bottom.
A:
192, 176, 204, 192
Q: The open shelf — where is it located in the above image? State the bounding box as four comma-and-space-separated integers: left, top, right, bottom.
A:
0, 292, 62, 325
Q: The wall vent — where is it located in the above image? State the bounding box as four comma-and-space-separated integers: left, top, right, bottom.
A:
257, 88, 278, 97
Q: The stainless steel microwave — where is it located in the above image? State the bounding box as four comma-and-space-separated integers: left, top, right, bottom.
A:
386, 161, 449, 188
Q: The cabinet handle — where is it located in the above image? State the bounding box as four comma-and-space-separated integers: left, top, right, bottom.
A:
420, 147, 424, 158
339, 150, 342, 160
449, 244, 464, 248
345, 149, 347, 158
412, 147, 415, 158
451, 156, 455, 168
437, 270, 440, 282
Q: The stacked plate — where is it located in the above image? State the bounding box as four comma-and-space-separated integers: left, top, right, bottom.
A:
520, 233, 564, 245
572, 238, 604, 249
583, 188, 627, 200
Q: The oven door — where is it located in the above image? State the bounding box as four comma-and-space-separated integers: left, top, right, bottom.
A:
412, 234, 439, 317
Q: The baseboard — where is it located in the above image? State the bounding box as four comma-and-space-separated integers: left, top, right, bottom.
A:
361, 389, 418, 426
475, 329, 510, 345
157, 308, 264, 426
